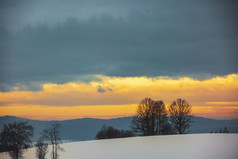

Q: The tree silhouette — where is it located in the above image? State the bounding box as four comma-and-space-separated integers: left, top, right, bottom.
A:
0, 121, 33, 159
210, 126, 230, 133
131, 98, 155, 136
154, 100, 169, 135
95, 125, 134, 139
35, 137, 48, 159
222, 126, 230, 133
169, 98, 192, 134
131, 98, 172, 136
41, 123, 64, 159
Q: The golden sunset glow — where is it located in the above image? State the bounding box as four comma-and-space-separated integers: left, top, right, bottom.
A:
0, 105, 237, 120
0, 105, 137, 120
0, 74, 238, 120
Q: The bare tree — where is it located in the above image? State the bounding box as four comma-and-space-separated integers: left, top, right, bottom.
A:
35, 137, 48, 159
222, 126, 230, 133
0, 121, 33, 159
131, 98, 171, 136
154, 100, 168, 135
131, 98, 155, 136
169, 98, 192, 134
42, 123, 64, 159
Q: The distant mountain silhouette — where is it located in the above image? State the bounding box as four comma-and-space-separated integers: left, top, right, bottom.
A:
0, 116, 237, 141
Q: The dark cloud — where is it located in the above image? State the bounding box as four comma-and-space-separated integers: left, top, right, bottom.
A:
97, 86, 106, 93
107, 87, 113, 92
0, 0, 238, 91
97, 86, 113, 93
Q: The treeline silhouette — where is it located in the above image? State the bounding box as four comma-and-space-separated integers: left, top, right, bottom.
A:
95, 125, 134, 139
210, 126, 230, 133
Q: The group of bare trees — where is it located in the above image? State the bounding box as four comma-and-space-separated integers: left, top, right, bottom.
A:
38, 123, 64, 159
131, 98, 192, 136
0, 122, 63, 159
131, 98, 169, 136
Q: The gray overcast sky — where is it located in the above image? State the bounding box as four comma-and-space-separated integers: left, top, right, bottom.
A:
0, 0, 237, 91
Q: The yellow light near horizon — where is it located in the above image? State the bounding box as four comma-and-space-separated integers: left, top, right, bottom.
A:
0, 104, 237, 120
205, 102, 238, 106
0, 105, 138, 120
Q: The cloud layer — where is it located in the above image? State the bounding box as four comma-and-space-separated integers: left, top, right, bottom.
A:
0, 0, 237, 91
0, 74, 237, 106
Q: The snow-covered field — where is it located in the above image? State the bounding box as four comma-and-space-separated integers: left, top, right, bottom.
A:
1, 134, 238, 159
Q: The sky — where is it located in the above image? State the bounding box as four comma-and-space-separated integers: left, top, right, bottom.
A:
0, 0, 237, 120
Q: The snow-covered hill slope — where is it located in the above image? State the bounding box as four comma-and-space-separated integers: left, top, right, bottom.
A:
1, 134, 238, 159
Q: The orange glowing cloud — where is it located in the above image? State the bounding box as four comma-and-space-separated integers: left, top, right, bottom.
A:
0, 74, 238, 120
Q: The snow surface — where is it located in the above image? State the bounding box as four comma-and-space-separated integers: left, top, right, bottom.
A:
0, 134, 238, 159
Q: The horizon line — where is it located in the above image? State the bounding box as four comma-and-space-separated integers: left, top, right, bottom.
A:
1, 115, 238, 122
